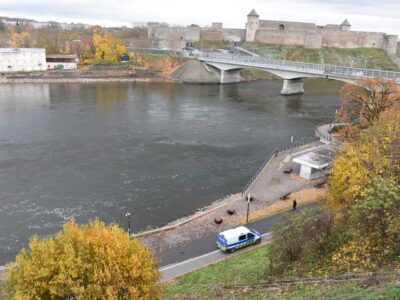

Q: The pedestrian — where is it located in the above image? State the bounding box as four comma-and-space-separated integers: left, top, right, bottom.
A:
292, 199, 297, 211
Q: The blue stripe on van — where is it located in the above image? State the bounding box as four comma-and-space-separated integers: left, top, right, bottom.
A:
227, 237, 254, 247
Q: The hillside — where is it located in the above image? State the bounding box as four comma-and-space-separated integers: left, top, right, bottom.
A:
242, 42, 399, 71
164, 244, 400, 300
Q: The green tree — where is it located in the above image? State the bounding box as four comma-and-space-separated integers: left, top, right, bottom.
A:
2, 219, 162, 299
350, 177, 400, 239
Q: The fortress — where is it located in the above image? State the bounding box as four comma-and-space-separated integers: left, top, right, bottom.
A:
147, 9, 398, 56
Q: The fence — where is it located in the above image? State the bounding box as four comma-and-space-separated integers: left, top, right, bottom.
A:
241, 136, 319, 196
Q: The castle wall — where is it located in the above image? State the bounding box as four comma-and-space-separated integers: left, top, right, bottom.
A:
321, 31, 385, 49
258, 20, 317, 33
200, 28, 245, 41
383, 35, 398, 55
255, 30, 321, 49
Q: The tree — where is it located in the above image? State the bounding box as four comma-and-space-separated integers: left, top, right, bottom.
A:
337, 77, 400, 126
2, 219, 162, 299
93, 31, 126, 63
328, 106, 400, 210
265, 207, 341, 276
350, 177, 400, 239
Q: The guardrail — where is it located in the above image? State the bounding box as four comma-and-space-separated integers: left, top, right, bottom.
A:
241, 136, 319, 196
199, 53, 400, 81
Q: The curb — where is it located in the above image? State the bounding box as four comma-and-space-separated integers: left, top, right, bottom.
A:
132, 193, 240, 238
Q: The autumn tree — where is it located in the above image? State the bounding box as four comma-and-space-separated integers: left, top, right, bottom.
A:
2, 219, 162, 299
6, 22, 34, 48
35, 25, 72, 54
337, 77, 400, 126
93, 30, 126, 63
328, 106, 400, 210
350, 177, 400, 239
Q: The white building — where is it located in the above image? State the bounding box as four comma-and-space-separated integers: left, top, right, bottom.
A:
0, 48, 47, 72
293, 149, 334, 180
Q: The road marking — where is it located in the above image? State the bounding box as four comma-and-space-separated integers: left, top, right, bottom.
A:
160, 250, 220, 271
160, 231, 273, 272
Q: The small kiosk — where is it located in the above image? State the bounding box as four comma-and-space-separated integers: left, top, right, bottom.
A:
293, 149, 333, 180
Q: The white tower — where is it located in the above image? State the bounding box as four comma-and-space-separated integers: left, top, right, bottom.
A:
246, 9, 259, 42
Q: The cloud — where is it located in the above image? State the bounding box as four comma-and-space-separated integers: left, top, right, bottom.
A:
0, 0, 399, 34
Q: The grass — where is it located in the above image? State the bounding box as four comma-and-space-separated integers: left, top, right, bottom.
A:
164, 280, 400, 299
175, 243, 271, 285
163, 242, 400, 299
240, 43, 398, 71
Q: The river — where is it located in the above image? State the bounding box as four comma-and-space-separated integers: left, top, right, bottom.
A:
0, 79, 342, 264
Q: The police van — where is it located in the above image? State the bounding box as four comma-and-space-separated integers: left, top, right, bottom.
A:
216, 226, 261, 253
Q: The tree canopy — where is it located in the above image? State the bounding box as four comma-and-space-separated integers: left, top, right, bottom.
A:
337, 77, 400, 126
2, 219, 162, 300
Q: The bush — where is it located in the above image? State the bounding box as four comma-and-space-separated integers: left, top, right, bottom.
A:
2, 219, 162, 299
265, 207, 346, 276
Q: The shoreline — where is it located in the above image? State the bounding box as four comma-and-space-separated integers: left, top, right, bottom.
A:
0, 76, 176, 84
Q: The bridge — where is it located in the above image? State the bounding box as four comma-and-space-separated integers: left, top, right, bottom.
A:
198, 53, 400, 95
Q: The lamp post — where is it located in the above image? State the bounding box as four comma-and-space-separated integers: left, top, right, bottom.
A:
289, 135, 294, 155
126, 212, 131, 235
246, 194, 251, 224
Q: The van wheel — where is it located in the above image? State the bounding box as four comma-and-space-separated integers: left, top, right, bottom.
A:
230, 247, 236, 253
255, 238, 261, 245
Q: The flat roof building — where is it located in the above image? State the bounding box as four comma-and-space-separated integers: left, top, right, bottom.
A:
46, 54, 78, 70
293, 149, 334, 180
0, 48, 46, 72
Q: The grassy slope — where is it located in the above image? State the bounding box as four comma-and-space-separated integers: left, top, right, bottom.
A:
163, 243, 400, 299
241, 43, 398, 71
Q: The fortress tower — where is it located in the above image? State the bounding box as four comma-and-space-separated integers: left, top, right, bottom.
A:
246, 9, 259, 42
340, 19, 351, 31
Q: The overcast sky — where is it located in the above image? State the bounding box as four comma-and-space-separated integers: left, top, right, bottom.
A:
0, 0, 399, 35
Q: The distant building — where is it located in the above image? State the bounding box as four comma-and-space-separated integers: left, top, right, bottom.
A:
293, 149, 334, 180
0, 48, 46, 72
46, 54, 78, 70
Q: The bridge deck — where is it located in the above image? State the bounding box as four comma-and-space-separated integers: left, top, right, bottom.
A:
199, 53, 400, 82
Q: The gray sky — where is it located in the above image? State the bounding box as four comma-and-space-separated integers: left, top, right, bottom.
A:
0, 0, 399, 35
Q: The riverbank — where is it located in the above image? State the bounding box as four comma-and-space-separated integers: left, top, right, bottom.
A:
0, 64, 175, 84
138, 140, 333, 258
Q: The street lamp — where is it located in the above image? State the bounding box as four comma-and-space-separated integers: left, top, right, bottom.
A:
126, 212, 131, 235
246, 194, 251, 224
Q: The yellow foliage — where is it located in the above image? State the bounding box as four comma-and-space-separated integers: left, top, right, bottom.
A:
2, 219, 162, 299
328, 107, 400, 210
93, 31, 126, 63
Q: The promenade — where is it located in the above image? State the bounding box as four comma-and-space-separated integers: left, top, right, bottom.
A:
138, 129, 337, 278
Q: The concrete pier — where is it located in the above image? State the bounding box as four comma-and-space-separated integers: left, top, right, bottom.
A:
281, 78, 305, 95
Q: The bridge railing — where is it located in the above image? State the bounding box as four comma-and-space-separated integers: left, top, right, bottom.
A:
199, 53, 400, 81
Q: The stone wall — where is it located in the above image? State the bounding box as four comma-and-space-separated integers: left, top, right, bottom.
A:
384, 35, 398, 55
258, 20, 317, 33
200, 28, 246, 41
321, 31, 385, 49
255, 30, 322, 49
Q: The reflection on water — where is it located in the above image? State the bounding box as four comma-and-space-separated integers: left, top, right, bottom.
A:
0, 79, 342, 264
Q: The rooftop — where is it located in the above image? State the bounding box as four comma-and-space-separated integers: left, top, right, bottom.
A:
341, 19, 351, 26
248, 9, 259, 17
46, 54, 77, 58
0, 48, 45, 53
293, 149, 334, 169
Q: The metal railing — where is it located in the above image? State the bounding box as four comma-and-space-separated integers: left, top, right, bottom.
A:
241, 136, 319, 196
199, 53, 400, 81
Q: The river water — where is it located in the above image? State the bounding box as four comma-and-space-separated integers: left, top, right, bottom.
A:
0, 79, 342, 264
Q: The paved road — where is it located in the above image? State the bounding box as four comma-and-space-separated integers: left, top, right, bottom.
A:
159, 202, 319, 281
